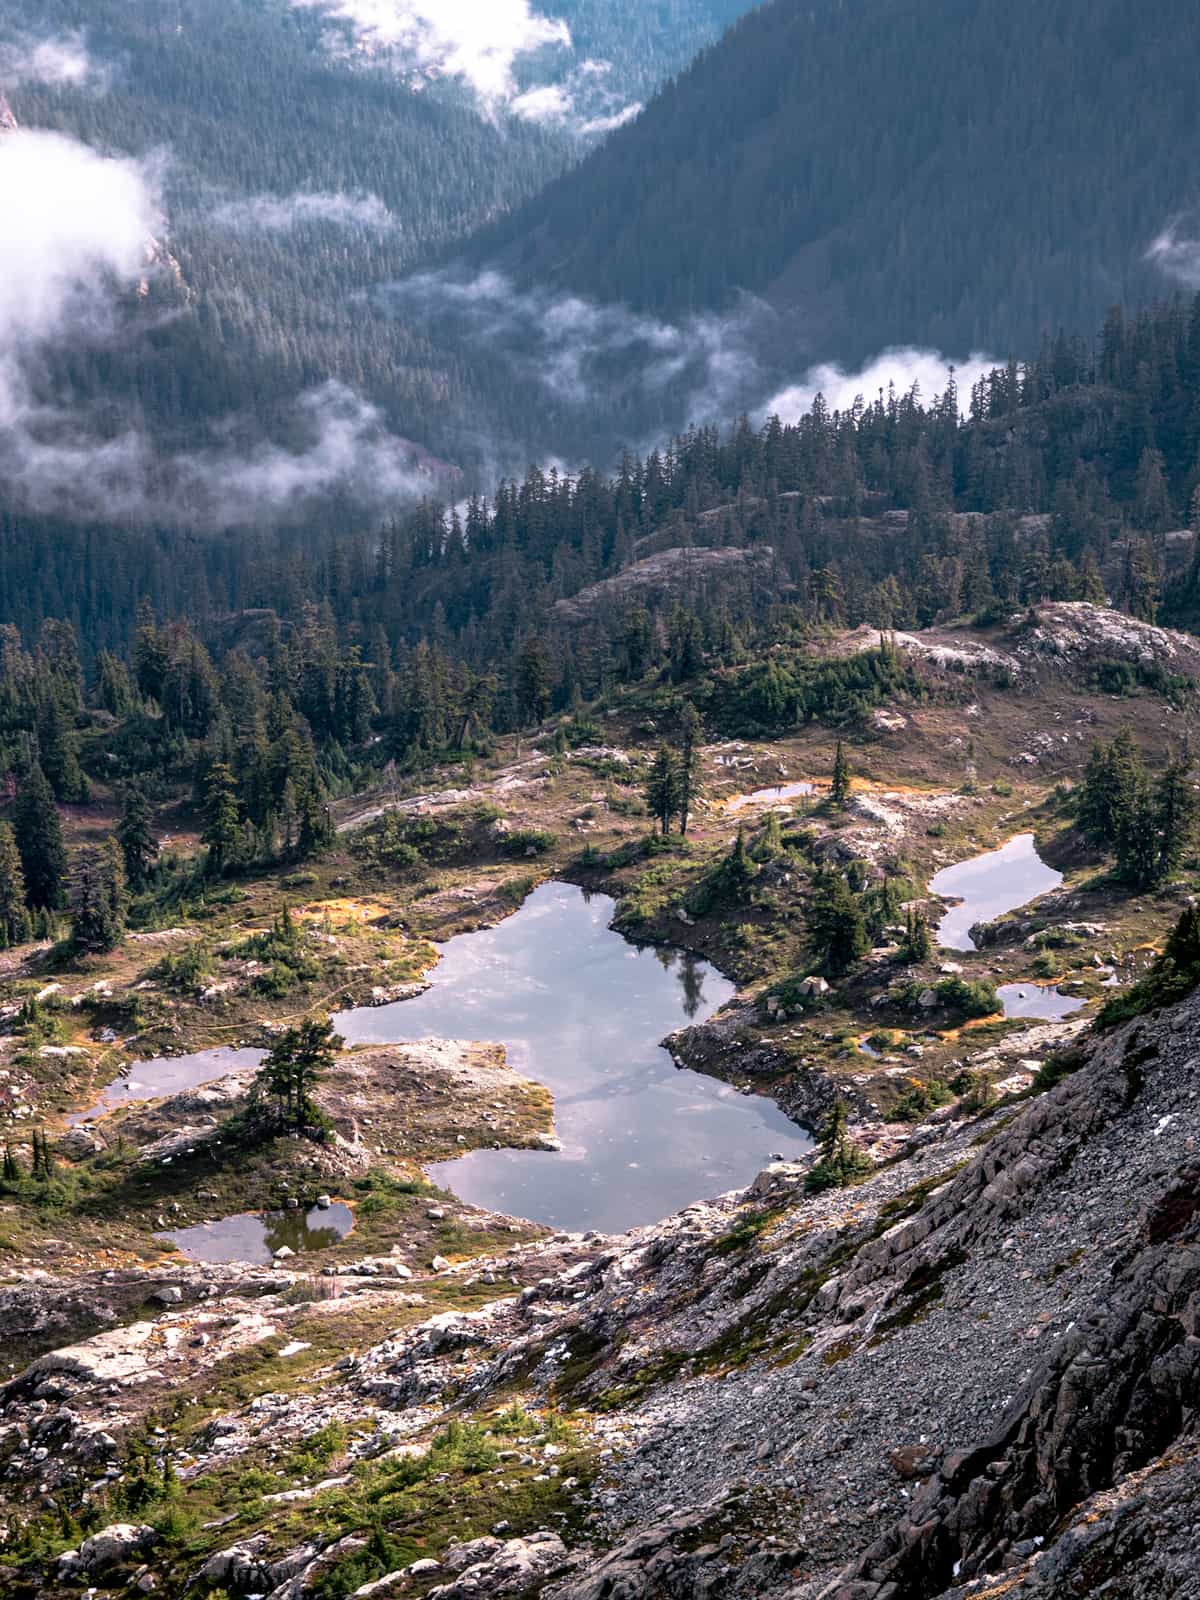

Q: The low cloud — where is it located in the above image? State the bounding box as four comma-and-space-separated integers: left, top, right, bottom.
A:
1146, 222, 1200, 290
0, 129, 437, 527
763, 347, 999, 423
375, 268, 768, 427
289, 0, 569, 106
212, 189, 395, 232
0, 29, 106, 90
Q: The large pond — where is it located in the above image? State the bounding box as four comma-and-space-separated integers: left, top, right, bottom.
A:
70, 1046, 266, 1125
334, 883, 812, 1233
162, 1202, 355, 1266
930, 834, 1062, 952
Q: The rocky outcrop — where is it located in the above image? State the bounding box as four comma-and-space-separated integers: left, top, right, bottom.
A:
555, 546, 780, 624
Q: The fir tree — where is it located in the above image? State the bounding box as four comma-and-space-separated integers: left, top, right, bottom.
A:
1152, 758, 1197, 885
830, 741, 852, 808
903, 908, 933, 962
2, 1141, 20, 1182
72, 840, 128, 954
0, 823, 31, 948
201, 761, 240, 876
806, 1098, 870, 1191
808, 871, 869, 976
645, 746, 684, 837
116, 787, 159, 890
37, 696, 89, 804
13, 764, 66, 910
254, 1016, 341, 1133
677, 701, 703, 836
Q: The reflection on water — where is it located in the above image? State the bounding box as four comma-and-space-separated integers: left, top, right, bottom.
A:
728, 782, 815, 813
160, 1202, 354, 1265
70, 1047, 266, 1125
998, 984, 1086, 1021
334, 883, 812, 1232
931, 834, 1062, 952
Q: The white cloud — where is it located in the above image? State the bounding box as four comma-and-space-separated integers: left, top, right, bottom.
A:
1147, 223, 1200, 290
763, 347, 998, 423
0, 130, 436, 526
0, 129, 161, 357
0, 30, 106, 89
578, 102, 641, 136
212, 189, 395, 232
510, 83, 572, 124
289, 0, 570, 105
375, 268, 768, 431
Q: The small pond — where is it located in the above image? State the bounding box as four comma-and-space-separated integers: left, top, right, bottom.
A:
70, 1046, 266, 1125
334, 883, 812, 1233
997, 984, 1087, 1022
930, 834, 1062, 952
160, 1202, 355, 1265
728, 782, 815, 813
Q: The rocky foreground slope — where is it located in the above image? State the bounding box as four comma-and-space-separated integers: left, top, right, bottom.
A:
2, 972, 1198, 1596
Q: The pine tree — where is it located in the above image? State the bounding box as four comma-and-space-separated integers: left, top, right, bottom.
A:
116, 787, 159, 890
830, 741, 852, 808
0, 824, 31, 948
677, 701, 703, 836
644, 746, 683, 837
201, 761, 240, 876
13, 764, 66, 910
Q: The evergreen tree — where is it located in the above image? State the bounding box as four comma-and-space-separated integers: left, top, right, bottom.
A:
808, 871, 869, 975
116, 788, 159, 890
903, 908, 933, 962
254, 1016, 341, 1133
830, 741, 852, 808
645, 746, 684, 836
0, 824, 30, 949
1, 1141, 20, 1183
37, 697, 89, 804
1152, 758, 1197, 884
677, 701, 703, 836
1077, 731, 1145, 851
806, 1098, 870, 1191
516, 636, 553, 730
201, 761, 240, 877
71, 840, 128, 954
12, 764, 66, 911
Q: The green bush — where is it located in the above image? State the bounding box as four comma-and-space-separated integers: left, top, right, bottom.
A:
892, 1079, 955, 1121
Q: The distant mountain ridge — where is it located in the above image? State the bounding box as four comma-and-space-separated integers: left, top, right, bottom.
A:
475, 0, 1200, 365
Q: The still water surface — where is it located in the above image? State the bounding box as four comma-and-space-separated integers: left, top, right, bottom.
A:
163, 1202, 354, 1265
727, 782, 815, 813
334, 883, 812, 1232
931, 834, 1062, 952
997, 983, 1086, 1021
70, 1046, 265, 1126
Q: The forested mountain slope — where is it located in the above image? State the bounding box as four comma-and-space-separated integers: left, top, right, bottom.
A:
0, 0, 761, 511
478, 0, 1200, 363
